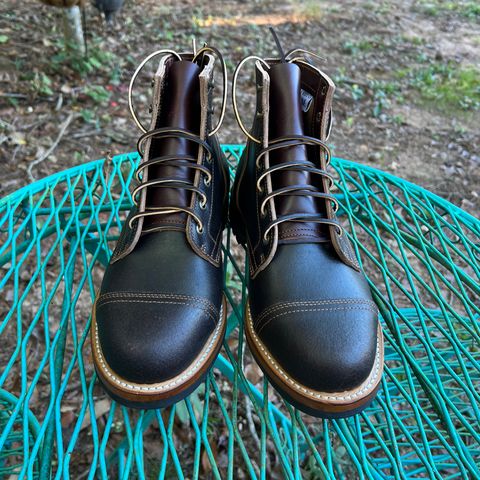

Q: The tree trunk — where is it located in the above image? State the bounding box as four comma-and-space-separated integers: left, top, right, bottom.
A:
61, 5, 85, 56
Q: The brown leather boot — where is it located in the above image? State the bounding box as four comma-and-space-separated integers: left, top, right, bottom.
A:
230, 36, 383, 418
92, 46, 229, 409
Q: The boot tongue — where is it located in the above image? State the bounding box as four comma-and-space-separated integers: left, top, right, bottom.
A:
269, 63, 305, 140
268, 63, 327, 243
143, 60, 202, 232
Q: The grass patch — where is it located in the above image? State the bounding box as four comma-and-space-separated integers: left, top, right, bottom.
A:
419, 0, 480, 19
295, 0, 323, 20
342, 39, 376, 55
397, 63, 480, 111
335, 68, 403, 118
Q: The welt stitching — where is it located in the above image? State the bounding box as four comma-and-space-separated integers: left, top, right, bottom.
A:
257, 305, 379, 335
254, 299, 377, 328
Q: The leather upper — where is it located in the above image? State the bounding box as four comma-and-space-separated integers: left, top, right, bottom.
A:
111, 53, 229, 267
231, 60, 359, 278
268, 63, 327, 243
250, 243, 378, 391
96, 54, 228, 385
230, 56, 380, 393
96, 232, 223, 383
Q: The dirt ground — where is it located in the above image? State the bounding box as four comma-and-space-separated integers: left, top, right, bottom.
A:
1, 0, 479, 211
0, 0, 479, 477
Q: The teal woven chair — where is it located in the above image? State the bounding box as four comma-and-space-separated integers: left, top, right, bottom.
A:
0, 145, 479, 479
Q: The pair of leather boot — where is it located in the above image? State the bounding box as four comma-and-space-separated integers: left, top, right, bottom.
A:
91, 38, 383, 418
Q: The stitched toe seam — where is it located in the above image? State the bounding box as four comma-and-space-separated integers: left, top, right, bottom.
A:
97, 292, 218, 318
254, 298, 378, 331
257, 304, 378, 335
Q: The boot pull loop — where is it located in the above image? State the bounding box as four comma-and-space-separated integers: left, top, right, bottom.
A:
192, 45, 228, 137
128, 49, 183, 133
232, 55, 270, 144
285, 48, 326, 65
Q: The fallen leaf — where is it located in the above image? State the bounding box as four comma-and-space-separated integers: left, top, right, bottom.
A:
80, 398, 111, 430
244, 362, 263, 385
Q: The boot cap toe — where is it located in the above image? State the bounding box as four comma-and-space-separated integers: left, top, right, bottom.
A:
94, 292, 219, 385
256, 299, 379, 393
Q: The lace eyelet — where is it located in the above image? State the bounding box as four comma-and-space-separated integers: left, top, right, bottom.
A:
206, 154, 213, 164
200, 199, 207, 210
260, 207, 266, 219
262, 233, 269, 244
204, 176, 211, 187
196, 224, 204, 234
257, 185, 263, 194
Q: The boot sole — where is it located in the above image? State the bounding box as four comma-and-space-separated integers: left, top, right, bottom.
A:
244, 299, 384, 418
91, 295, 227, 409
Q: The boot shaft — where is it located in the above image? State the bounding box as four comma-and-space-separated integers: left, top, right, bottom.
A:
231, 52, 359, 278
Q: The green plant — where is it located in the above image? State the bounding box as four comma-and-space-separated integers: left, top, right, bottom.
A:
398, 62, 480, 111
226, 262, 242, 293
175, 384, 205, 425
342, 39, 375, 55
79, 108, 96, 124
30, 72, 54, 96
351, 83, 365, 101
296, 0, 323, 20
419, 0, 480, 19
84, 85, 111, 104
51, 38, 118, 77
369, 80, 400, 117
